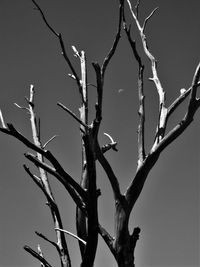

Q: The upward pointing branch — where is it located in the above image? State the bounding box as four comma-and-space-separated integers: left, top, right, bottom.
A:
101, 0, 124, 78
15, 85, 72, 267
126, 0, 167, 148
28, 85, 53, 197
123, 13, 146, 168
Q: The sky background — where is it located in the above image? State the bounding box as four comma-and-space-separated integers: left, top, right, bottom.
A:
0, 1, 199, 267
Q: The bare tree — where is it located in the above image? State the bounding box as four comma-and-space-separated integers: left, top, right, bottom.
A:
0, 1, 199, 267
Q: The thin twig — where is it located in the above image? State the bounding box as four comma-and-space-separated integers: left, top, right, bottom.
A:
14, 103, 29, 111
101, 0, 124, 77
35, 231, 59, 249
32, 0, 58, 36
43, 135, 58, 148
55, 228, 86, 245
142, 7, 159, 32
31, 0, 81, 95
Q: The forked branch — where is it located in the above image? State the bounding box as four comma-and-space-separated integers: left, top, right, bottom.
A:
24, 245, 53, 267
57, 102, 89, 129
126, 0, 167, 147
154, 62, 200, 155
16, 85, 71, 267
0, 120, 87, 204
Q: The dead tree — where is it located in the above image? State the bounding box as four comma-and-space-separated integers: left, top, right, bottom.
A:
0, 1, 199, 267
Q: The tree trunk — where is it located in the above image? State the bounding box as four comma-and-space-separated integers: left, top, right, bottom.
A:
113, 196, 140, 267
114, 199, 133, 267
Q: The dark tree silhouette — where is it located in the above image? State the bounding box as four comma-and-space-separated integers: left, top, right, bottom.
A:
0, 1, 199, 267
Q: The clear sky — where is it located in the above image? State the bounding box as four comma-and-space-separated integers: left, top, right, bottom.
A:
0, 1, 199, 267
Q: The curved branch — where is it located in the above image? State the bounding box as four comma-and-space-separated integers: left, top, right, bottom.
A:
55, 228, 86, 245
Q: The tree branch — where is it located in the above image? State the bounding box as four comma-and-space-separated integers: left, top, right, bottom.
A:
24, 152, 87, 211
126, 0, 167, 146
101, 0, 124, 77
126, 61, 200, 209
187, 62, 200, 113
22, 86, 72, 267
31, 0, 82, 95
98, 224, 116, 257
92, 62, 103, 124
24, 245, 53, 267
0, 109, 6, 129
35, 231, 59, 250
142, 7, 159, 33
37, 244, 45, 267
123, 14, 146, 168
43, 135, 58, 149
101, 133, 118, 153
135, 0, 141, 19
96, 144, 122, 202
57, 102, 89, 129
55, 228, 86, 245
167, 86, 192, 118
28, 85, 53, 197
76, 47, 89, 259
152, 62, 200, 154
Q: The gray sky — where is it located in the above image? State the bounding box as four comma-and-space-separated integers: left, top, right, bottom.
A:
0, 1, 199, 267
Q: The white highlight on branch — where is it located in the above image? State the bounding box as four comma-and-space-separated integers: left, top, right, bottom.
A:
68, 73, 76, 80
104, 132, 115, 144
55, 228, 86, 245
180, 88, 186, 95
71, 45, 80, 58
0, 109, 6, 128
14, 103, 29, 111
43, 135, 58, 148
37, 244, 45, 267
